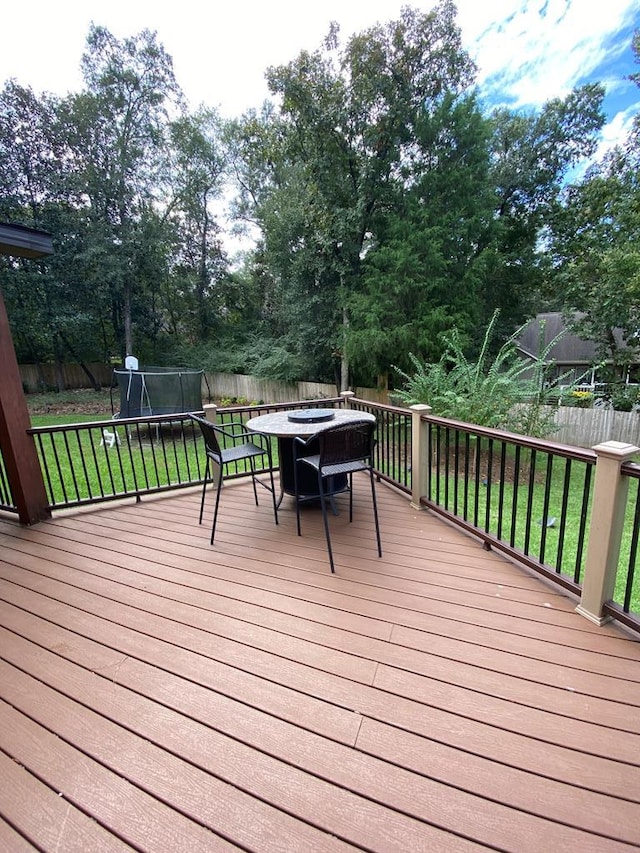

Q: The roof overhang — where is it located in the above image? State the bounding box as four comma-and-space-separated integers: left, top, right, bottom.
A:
0, 222, 53, 259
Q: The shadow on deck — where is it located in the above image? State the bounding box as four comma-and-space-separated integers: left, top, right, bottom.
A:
1, 477, 639, 851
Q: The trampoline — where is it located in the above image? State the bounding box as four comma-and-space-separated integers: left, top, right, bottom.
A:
111, 366, 208, 418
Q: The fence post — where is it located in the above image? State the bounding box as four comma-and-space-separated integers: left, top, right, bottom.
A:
340, 390, 355, 408
203, 403, 218, 423
576, 440, 639, 626
410, 405, 432, 510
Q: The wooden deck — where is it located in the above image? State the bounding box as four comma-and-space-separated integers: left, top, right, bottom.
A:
1, 475, 640, 852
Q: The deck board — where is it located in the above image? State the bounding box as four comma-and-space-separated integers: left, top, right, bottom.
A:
1, 477, 640, 851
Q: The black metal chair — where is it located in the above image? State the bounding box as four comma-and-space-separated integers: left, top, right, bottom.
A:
293, 419, 382, 572
190, 413, 278, 544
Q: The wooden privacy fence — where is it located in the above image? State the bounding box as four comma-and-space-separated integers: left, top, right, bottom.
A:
202, 371, 389, 405
19, 363, 113, 392
19, 363, 640, 448
551, 405, 640, 448
18, 363, 390, 405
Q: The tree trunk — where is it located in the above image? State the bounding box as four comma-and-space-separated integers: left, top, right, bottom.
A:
124, 277, 133, 358
340, 306, 349, 392
57, 330, 101, 391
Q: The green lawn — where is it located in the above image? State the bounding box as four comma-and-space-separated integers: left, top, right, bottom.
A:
429, 447, 639, 614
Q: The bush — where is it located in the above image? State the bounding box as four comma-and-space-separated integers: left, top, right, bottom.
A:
393, 311, 576, 438
607, 385, 638, 412
567, 390, 594, 408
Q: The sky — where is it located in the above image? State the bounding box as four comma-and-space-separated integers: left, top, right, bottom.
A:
1, 0, 639, 252
2, 1, 639, 129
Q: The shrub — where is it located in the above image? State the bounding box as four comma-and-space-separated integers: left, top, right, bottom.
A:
393, 311, 575, 438
567, 390, 594, 408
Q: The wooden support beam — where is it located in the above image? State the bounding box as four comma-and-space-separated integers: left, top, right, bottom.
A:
0, 288, 50, 524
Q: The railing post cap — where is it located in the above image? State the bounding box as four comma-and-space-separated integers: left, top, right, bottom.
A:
340, 390, 355, 398
591, 440, 639, 459
203, 403, 218, 422
410, 404, 432, 413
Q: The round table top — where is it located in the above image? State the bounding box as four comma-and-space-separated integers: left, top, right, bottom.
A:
246, 408, 375, 437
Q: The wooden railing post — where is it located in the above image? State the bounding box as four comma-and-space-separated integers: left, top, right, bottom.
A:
340, 390, 355, 408
203, 403, 218, 423
0, 288, 50, 524
576, 440, 639, 626
410, 405, 432, 510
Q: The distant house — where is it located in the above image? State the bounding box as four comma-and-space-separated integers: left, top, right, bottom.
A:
515, 312, 640, 387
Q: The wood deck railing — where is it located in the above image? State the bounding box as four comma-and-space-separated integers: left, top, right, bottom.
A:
8, 394, 638, 636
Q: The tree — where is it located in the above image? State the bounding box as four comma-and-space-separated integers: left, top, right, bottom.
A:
63, 25, 184, 358
348, 90, 495, 384
165, 108, 229, 342
550, 150, 640, 375
0, 80, 109, 384
484, 84, 605, 340
257, 1, 476, 388
547, 31, 640, 377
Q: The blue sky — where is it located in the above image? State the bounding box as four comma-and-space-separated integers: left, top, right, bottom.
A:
2, 0, 638, 155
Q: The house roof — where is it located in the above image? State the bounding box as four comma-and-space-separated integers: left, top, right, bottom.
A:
516, 312, 631, 365
0, 222, 53, 259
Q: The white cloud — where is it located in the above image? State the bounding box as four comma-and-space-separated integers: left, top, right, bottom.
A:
457, 0, 638, 110
2, 0, 638, 121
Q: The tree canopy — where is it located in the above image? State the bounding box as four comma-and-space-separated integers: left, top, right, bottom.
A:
0, 6, 635, 396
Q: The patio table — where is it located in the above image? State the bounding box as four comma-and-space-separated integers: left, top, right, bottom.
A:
246, 408, 375, 504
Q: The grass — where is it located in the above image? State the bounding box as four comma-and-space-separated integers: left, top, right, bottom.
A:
429, 445, 639, 615
26, 388, 114, 419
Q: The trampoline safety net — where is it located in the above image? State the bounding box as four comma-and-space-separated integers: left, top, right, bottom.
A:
112, 367, 204, 418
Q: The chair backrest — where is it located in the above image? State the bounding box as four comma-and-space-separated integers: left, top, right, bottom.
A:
317, 420, 375, 467
190, 413, 222, 458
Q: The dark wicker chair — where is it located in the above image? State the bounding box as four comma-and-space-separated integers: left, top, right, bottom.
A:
293, 419, 382, 572
190, 414, 278, 544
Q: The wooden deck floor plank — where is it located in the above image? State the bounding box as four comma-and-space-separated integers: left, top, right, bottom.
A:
52, 508, 579, 611
355, 717, 640, 845
0, 522, 396, 641
35, 496, 568, 602
2, 557, 637, 748
0, 700, 237, 852
0, 658, 367, 853
0, 540, 398, 670
374, 663, 640, 764
2, 517, 604, 640
169, 483, 586, 593
1, 634, 631, 853
2, 544, 637, 752
0, 654, 485, 853
0, 817, 38, 853
4, 544, 628, 717
2, 545, 637, 747
4, 597, 637, 846
2, 585, 638, 805
0, 750, 134, 852
2, 521, 626, 676
1, 549, 381, 688
392, 616, 640, 670
1, 482, 639, 851
0, 511, 607, 650
0, 594, 362, 747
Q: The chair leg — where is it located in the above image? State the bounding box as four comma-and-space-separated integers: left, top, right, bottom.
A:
199, 460, 209, 524
294, 455, 302, 537
317, 469, 335, 573
369, 468, 382, 558
249, 458, 259, 506
210, 468, 224, 544
267, 457, 279, 526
